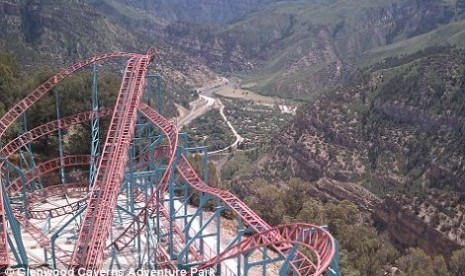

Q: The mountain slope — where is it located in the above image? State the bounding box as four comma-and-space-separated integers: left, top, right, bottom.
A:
240, 47, 465, 253
257, 46, 465, 191
111, 0, 284, 25
5, 0, 464, 101
159, 0, 465, 100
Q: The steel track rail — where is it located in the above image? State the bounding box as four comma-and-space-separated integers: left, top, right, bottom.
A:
71, 51, 154, 271
0, 109, 111, 158
111, 103, 178, 251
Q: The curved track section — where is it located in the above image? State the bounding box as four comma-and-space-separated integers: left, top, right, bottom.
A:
0, 109, 111, 158
190, 224, 334, 276
27, 182, 87, 204
12, 211, 72, 265
109, 103, 206, 267
114, 104, 335, 275
177, 153, 329, 275
0, 184, 7, 268
27, 182, 88, 220
7, 155, 92, 196
0, 52, 139, 137
3, 154, 92, 266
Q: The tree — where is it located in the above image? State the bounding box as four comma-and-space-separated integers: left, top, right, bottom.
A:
244, 179, 285, 225
187, 153, 220, 188
325, 200, 361, 235
450, 247, 465, 276
339, 225, 399, 276
282, 178, 312, 217
20, 69, 120, 155
296, 199, 324, 224
0, 51, 21, 109
395, 248, 448, 276
339, 249, 362, 276
0, 52, 23, 143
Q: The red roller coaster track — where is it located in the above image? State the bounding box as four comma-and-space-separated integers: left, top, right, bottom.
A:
190, 224, 334, 276
0, 50, 335, 275
70, 54, 152, 270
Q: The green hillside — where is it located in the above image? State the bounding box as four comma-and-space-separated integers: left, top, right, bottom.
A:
365, 19, 465, 62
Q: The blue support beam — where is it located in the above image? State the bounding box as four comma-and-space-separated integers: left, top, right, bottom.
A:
326, 240, 341, 276
2, 184, 28, 269
20, 113, 41, 190
178, 206, 223, 261
51, 208, 85, 269
279, 244, 298, 276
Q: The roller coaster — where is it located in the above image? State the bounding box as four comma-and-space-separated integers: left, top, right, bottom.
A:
0, 49, 339, 275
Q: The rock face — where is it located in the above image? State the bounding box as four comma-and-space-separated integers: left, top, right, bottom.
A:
1, 0, 135, 65
252, 47, 465, 256
309, 179, 460, 258
373, 197, 460, 258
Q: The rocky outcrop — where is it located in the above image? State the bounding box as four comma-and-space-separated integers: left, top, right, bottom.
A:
308, 178, 461, 258
373, 196, 460, 258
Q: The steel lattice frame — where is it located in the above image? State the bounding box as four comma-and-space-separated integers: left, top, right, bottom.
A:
0, 50, 338, 276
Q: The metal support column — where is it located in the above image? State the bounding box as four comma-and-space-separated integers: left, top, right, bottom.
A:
279, 244, 298, 276
326, 239, 341, 276
169, 148, 181, 260
2, 184, 28, 269
202, 148, 208, 184
20, 113, 41, 190
89, 63, 100, 188
54, 89, 66, 184
51, 208, 85, 269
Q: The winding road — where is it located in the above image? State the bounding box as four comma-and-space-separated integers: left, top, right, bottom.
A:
176, 78, 244, 154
